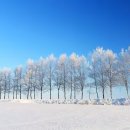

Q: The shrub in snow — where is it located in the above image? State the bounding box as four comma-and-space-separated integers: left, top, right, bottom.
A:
124, 99, 130, 105
91, 99, 104, 105
78, 100, 89, 105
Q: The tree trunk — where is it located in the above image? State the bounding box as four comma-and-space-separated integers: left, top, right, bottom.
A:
125, 80, 129, 98
4, 90, 6, 99
95, 78, 99, 99
64, 84, 66, 100
4, 82, 6, 99
8, 91, 10, 99
110, 85, 113, 100
89, 89, 91, 101
13, 87, 15, 99
58, 88, 60, 100
63, 66, 66, 100
70, 76, 73, 99
30, 90, 32, 99
74, 86, 76, 99
102, 87, 105, 99
49, 73, 52, 100
20, 85, 22, 99
81, 86, 84, 100
50, 81, 52, 100
34, 86, 35, 99
70, 85, 72, 99
41, 86, 43, 100
16, 85, 18, 99
27, 88, 29, 99
0, 86, 1, 100
96, 86, 99, 99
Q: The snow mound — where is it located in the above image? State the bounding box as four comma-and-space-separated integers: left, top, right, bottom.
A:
0, 98, 130, 105
112, 98, 130, 105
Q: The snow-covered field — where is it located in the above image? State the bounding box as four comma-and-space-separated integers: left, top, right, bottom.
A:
0, 101, 130, 130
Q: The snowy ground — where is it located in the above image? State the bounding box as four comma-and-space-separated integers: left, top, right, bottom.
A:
0, 102, 130, 130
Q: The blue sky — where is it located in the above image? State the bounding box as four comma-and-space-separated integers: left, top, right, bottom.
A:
0, 0, 130, 68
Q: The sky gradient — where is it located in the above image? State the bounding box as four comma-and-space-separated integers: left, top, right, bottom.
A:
0, 0, 130, 68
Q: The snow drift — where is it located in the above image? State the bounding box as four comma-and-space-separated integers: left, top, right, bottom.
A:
0, 98, 130, 105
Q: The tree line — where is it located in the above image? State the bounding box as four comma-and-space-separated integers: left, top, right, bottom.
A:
0, 47, 130, 100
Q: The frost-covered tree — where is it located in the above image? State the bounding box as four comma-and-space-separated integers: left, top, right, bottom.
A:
0, 47, 130, 100
32, 64, 38, 99
105, 50, 117, 100
118, 47, 130, 98
68, 53, 78, 99
37, 57, 47, 99
90, 48, 118, 100
77, 55, 88, 99
89, 57, 99, 99
46, 54, 56, 100
90, 47, 108, 99
53, 59, 62, 99
1, 68, 11, 99
13, 66, 23, 99
59, 54, 68, 100
24, 59, 36, 99
68, 53, 88, 100
0, 71, 3, 99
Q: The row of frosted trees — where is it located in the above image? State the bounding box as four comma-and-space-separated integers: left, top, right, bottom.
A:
0, 47, 130, 100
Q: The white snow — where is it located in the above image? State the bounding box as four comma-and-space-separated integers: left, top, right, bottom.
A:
0, 101, 130, 130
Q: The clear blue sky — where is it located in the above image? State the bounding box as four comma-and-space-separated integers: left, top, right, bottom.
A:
0, 0, 130, 68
